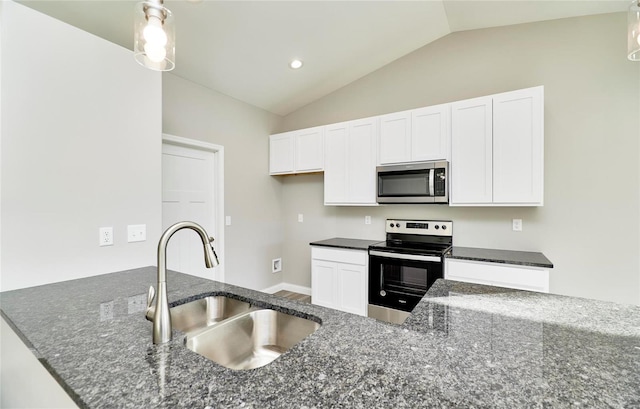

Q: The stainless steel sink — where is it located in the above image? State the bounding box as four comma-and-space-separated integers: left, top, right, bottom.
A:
169, 296, 251, 333
185, 309, 320, 370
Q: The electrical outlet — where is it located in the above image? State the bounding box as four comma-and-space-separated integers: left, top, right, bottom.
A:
272, 258, 282, 273
99, 227, 113, 246
127, 224, 146, 243
365, 216, 372, 225
298, 214, 303, 223
512, 219, 523, 232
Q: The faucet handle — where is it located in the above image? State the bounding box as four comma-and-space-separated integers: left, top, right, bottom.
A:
208, 237, 215, 243
147, 285, 156, 307
145, 285, 157, 322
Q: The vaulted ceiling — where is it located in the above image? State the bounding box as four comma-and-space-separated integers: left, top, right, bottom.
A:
18, 0, 629, 116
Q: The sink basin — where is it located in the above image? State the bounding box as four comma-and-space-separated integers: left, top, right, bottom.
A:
170, 296, 251, 333
186, 309, 320, 370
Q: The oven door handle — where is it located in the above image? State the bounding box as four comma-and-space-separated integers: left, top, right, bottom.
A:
370, 250, 441, 263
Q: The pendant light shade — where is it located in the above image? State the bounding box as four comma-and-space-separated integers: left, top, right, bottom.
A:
629, 0, 640, 61
134, 0, 175, 71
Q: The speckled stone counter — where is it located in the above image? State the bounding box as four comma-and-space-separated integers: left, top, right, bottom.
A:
310, 237, 382, 250
2, 267, 638, 408
447, 246, 554, 268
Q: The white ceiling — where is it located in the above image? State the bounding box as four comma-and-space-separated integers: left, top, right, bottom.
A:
18, 0, 629, 116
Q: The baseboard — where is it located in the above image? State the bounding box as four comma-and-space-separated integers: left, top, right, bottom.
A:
261, 282, 311, 296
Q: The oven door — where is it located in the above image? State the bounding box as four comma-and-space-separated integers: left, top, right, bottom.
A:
368, 250, 443, 314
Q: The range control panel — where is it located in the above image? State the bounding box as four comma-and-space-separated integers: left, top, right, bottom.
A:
386, 219, 453, 236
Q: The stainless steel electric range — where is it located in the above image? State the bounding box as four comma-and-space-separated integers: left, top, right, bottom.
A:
368, 219, 452, 324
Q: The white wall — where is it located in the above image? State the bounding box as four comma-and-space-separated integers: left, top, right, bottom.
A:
280, 13, 640, 305
162, 74, 284, 291
0, 1, 162, 291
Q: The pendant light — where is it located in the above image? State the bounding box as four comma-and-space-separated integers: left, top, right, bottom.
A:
629, 0, 640, 61
134, 0, 175, 71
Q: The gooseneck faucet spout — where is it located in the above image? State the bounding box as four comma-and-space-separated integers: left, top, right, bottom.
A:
147, 221, 219, 344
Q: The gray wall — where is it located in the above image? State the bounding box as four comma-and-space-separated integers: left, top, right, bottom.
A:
162, 74, 284, 290
0, 1, 162, 291
279, 13, 640, 305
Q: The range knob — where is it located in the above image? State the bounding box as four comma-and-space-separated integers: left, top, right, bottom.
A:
442, 225, 447, 230
389, 223, 395, 228
380, 290, 387, 297
434, 225, 440, 230
395, 223, 400, 228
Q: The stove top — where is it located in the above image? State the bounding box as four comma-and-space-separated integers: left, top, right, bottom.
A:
368, 219, 453, 257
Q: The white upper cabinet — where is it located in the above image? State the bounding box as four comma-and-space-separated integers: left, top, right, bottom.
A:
269, 132, 295, 175
492, 87, 544, 205
412, 104, 451, 162
379, 110, 411, 164
451, 96, 493, 204
379, 104, 450, 165
269, 126, 324, 175
450, 86, 544, 206
324, 117, 378, 205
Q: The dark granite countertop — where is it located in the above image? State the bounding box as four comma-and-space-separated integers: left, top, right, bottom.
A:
1, 267, 638, 408
309, 237, 382, 250
447, 246, 554, 268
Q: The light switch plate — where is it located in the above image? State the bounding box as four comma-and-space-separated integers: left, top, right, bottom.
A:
298, 214, 303, 223
127, 224, 146, 242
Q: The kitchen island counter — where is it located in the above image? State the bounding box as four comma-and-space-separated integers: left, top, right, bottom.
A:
1, 267, 638, 408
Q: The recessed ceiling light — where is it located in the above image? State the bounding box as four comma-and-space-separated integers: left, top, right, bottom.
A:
289, 59, 303, 69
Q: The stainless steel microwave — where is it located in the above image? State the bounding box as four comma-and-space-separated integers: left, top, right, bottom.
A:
376, 161, 449, 204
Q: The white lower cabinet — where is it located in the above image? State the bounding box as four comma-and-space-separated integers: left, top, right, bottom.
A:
311, 247, 368, 316
445, 259, 549, 293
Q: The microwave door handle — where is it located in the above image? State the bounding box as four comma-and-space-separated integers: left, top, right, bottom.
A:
429, 169, 435, 197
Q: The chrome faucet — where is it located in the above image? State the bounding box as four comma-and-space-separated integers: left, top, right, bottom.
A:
146, 221, 219, 344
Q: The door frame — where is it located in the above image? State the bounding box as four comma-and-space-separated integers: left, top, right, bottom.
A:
162, 133, 225, 282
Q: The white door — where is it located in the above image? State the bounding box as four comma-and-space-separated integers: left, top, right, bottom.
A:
162, 142, 221, 281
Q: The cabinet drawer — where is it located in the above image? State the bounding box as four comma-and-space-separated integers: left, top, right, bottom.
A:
445, 259, 549, 293
311, 247, 367, 266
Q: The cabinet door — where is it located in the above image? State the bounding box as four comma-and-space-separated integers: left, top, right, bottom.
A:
492, 87, 543, 205
412, 103, 451, 162
347, 117, 378, 204
311, 260, 338, 309
295, 126, 324, 173
379, 110, 411, 165
269, 132, 295, 175
337, 263, 367, 316
450, 96, 493, 204
323, 123, 348, 204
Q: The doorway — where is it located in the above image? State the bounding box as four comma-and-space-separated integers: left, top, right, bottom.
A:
161, 134, 224, 282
